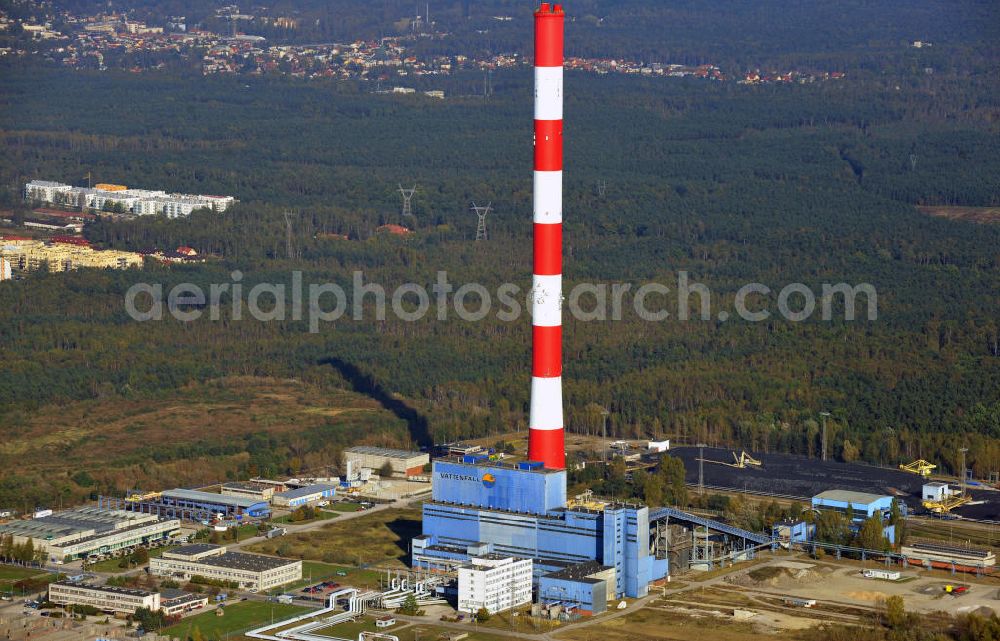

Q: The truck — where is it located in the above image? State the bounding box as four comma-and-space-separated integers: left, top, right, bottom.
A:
277, 595, 293, 605
266, 527, 287, 539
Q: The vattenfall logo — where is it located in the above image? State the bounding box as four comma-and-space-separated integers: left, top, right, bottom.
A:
438, 470, 498, 487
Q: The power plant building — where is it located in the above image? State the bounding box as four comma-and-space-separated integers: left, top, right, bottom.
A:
413, 458, 668, 598
412, 3, 668, 600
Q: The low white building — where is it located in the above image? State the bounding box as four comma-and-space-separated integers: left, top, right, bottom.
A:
648, 440, 670, 453
923, 482, 953, 502
457, 555, 532, 615
48, 582, 160, 614
150, 544, 301, 591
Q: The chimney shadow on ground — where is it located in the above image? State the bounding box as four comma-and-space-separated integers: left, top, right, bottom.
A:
321, 357, 433, 448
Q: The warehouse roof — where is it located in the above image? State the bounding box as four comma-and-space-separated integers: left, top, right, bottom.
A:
813, 490, 891, 506
345, 446, 427, 460
222, 482, 271, 491
0, 507, 161, 540
904, 541, 993, 559
52, 581, 154, 598
274, 484, 337, 500
160, 589, 209, 606
543, 561, 611, 584
196, 551, 299, 572
161, 488, 265, 509
171, 543, 223, 557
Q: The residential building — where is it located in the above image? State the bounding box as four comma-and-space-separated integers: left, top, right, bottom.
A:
0, 239, 144, 273
457, 555, 532, 615
150, 544, 301, 591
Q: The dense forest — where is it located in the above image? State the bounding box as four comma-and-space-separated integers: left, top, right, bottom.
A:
0, 0, 998, 507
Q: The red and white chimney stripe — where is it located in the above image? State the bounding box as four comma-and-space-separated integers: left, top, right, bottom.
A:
528, 2, 565, 470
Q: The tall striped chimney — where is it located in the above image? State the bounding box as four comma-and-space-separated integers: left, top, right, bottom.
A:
528, 2, 565, 470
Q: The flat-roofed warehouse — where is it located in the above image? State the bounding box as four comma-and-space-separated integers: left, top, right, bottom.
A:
101, 488, 271, 521
344, 446, 429, 477
271, 484, 336, 508
0, 507, 179, 563
901, 541, 996, 572
150, 544, 301, 591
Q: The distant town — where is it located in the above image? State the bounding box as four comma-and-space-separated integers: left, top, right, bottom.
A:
0, 4, 847, 88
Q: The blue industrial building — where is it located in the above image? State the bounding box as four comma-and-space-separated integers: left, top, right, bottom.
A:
811, 490, 897, 544
537, 561, 615, 615
272, 484, 337, 508
772, 519, 815, 544
413, 457, 669, 598
100, 489, 270, 522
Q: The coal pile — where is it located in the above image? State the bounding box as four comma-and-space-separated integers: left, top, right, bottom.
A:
671, 446, 925, 506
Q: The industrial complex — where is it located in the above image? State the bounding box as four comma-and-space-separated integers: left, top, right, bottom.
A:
412, 4, 670, 606
3, 5, 999, 641
0, 506, 179, 563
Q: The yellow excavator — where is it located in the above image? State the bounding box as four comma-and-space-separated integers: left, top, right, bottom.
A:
899, 459, 937, 477
696, 450, 763, 469
922, 492, 971, 514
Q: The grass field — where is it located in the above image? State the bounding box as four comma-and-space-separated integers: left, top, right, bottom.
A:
266, 561, 383, 596
328, 503, 365, 513
271, 510, 339, 525
313, 616, 405, 639
917, 205, 1000, 224
86, 545, 177, 573
161, 601, 311, 640
0, 565, 50, 594
553, 607, 789, 641
0, 376, 406, 509
247, 508, 421, 568
402, 625, 519, 641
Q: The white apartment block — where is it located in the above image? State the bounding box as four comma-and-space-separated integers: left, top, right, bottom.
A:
457, 555, 533, 615
150, 544, 301, 591
48, 582, 160, 614
24, 180, 73, 203
24, 180, 235, 218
